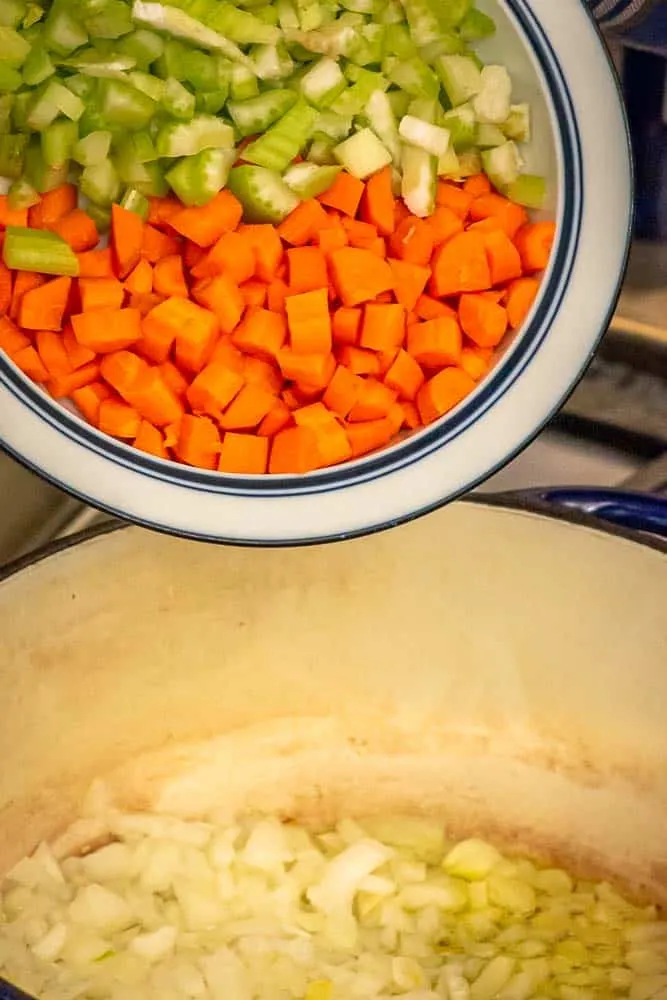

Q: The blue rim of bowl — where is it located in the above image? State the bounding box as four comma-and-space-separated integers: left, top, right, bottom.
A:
1, 0, 582, 505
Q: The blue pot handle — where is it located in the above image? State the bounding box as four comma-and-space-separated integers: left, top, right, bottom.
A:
500, 488, 667, 540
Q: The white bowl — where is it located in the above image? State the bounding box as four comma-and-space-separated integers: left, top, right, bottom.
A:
0, 0, 632, 545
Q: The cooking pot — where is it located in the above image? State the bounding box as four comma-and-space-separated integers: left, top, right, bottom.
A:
0, 488, 665, 969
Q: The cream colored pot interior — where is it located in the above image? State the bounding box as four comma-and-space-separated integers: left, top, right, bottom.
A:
1, 503, 665, 905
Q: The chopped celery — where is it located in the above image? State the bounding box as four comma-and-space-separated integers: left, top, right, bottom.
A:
85, 0, 134, 39
386, 89, 410, 119
331, 68, 388, 116
178, 49, 230, 91
227, 89, 296, 137
0, 24, 31, 64
195, 88, 228, 114
42, 0, 88, 54
376, 0, 403, 22
504, 173, 546, 210
166, 146, 234, 204
366, 89, 400, 162
407, 97, 440, 122
3, 225, 79, 275
399, 114, 450, 158
387, 56, 439, 100
80, 158, 121, 205
128, 69, 165, 100
0, 0, 26, 29
24, 137, 68, 191
456, 147, 482, 176
250, 41, 294, 80
419, 31, 464, 61
204, 2, 281, 44
243, 97, 317, 171
283, 160, 340, 197
0, 63, 22, 91
228, 164, 299, 222
63, 73, 94, 99
97, 77, 157, 127
117, 27, 164, 67
481, 139, 522, 190
0, 94, 13, 133
401, 142, 436, 217
162, 76, 195, 119
435, 0, 472, 27
63, 49, 137, 76
11, 90, 31, 129
8, 176, 39, 209
334, 126, 391, 179
398, 0, 442, 47
442, 103, 476, 150
230, 62, 259, 99
26, 81, 84, 132
473, 65, 512, 124
476, 122, 506, 148
502, 103, 530, 143
22, 3, 44, 29
85, 201, 111, 230
276, 0, 298, 31
41, 117, 78, 166
459, 7, 495, 41
256, 4, 279, 26
0, 133, 26, 178
155, 115, 234, 157
436, 145, 459, 176
131, 1, 253, 68
300, 56, 346, 108
73, 128, 112, 165
435, 53, 482, 106
383, 23, 416, 59
314, 110, 351, 140
307, 132, 336, 164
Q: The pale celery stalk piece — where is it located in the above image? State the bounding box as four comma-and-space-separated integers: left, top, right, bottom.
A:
476, 122, 507, 148
131, 0, 254, 69
437, 146, 460, 177
473, 64, 513, 125
300, 56, 347, 108
482, 139, 523, 189
228, 164, 300, 222
398, 114, 451, 158
283, 161, 341, 197
366, 88, 401, 163
502, 102, 531, 143
334, 126, 392, 179
400, 142, 436, 217
435, 53, 482, 107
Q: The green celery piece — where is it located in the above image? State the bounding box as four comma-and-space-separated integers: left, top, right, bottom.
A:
284, 15, 364, 60
242, 97, 318, 171
22, 3, 44, 28
166, 145, 234, 205
120, 184, 150, 217
294, 0, 324, 31
155, 114, 234, 157
504, 173, 546, 210
502, 103, 530, 143
0, 0, 26, 28
23, 138, 68, 191
481, 140, 522, 189
419, 31, 464, 61
0, 94, 14, 133
97, 77, 157, 128
11, 90, 31, 129
153, 36, 187, 77
132, 159, 169, 196
4, 225, 79, 275
27, 80, 85, 131
255, 5, 279, 26
63, 72, 94, 99
435, 53, 482, 107
387, 55, 438, 99
398, 0, 442, 47
0, 62, 22, 90
366, 88, 400, 162
313, 109, 351, 140
399, 113, 450, 157
8, 176, 39, 209
230, 61, 259, 99
442, 103, 476, 150
282, 160, 340, 198
21, 43, 55, 85
202, 2, 280, 44
334, 126, 391, 178
227, 164, 299, 223
117, 27, 164, 66
300, 56, 347, 108
437, 145, 460, 177
250, 41, 294, 80
86, 201, 111, 230
85, 0, 134, 38
131, 1, 255, 69
386, 88, 409, 119
128, 69, 165, 99
376, 0, 403, 21
0, 24, 31, 64
473, 65, 512, 124
401, 142, 436, 217
73, 127, 111, 165
476, 122, 506, 149
41, 117, 78, 166
338, 0, 373, 11
306, 132, 336, 164
276, 0, 299, 31
64, 49, 137, 76
459, 7, 495, 41
436, 0, 471, 28
383, 23, 417, 59
80, 158, 121, 205
228, 89, 296, 137
42, 0, 88, 54
330, 68, 388, 116
178, 48, 230, 90
162, 76, 195, 119
195, 87, 227, 114
0, 133, 26, 177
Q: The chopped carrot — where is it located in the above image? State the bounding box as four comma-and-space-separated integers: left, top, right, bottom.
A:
278, 199, 331, 246
318, 220, 348, 255
430, 231, 492, 297
0, 314, 30, 354
345, 416, 396, 458
63, 325, 96, 369
111, 203, 144, 279
329, 247, 394, 306
460, 345, 492, 381
469, 193, 527, 239
294, 404, 352, 466
153, 254, 189, 298
100, 350, 152, 402
28, 184, 77, 229
384, 348, 425, 401
159, 359, 190, 398
239, 224, 283, 282
233, 307, 287, 360
401, 400, 421, 429
147, 196, 181, 229
141, 224, 181, 264
98, 398, 141, 438
240, 279, 267, 309
286, 288, 331, 354
482, 228, 523, 286
35, 329, 72, 376
0, 260, 13, 315
10, 271, 44, 320
210, 335, 245, 372
514, 221, 556, 273
219, 382, 275, 430
124, 259, 153, 296
192, 230, 256, 285
77, 248, 114, 278
19, 276, 71, 331
163, 420, 181, 448
267, 278, 289, 313
342, 218, 379, 251
242, 355, 282, 393
192, 273, 244, 336
367, 236, 387, 258
174, 414, 221, 469
506, 276, 540, 330
186, 361, 245, 417
129, 292, 165, 316
134, 420, 169, 459
359, 302, 405, 352
318, 172, 364, 217
322, 364, 363, 418
360, 166, 395, 236
389, 217, 434, 267
376, 346, 398, 376
428, 205, 464, 246
53, 209, 99, 252
257, 398, 292, 437
142, 298, 216, 368
218, 432, 269, 474
463, 173, 492, 198
286, 246, 328, 293
71, 381, 110, 426
48, 361, 100, 398
347, 377, 397, 422
336, 344, 381, 376
269, 425, 321, 474
332, 305, 361, 346
458, 293, 508, 348
407, 316, 462, 367
72, 307, 142, 353
184, 239, 206, 271
436, 181, 473, 219
386, 258, 430, 312
122, 366, 185, 427
78, 277, 124, 313
277, 349, 335, 391
0, 198, 27, 229
169, 190, 243, 247
415, 295, 457, 321
11, 345, 49, 381
417, 367, 476, 425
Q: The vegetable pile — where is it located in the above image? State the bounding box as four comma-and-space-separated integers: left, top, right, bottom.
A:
0, 172, 554, 473
1, 812, 665, 1000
